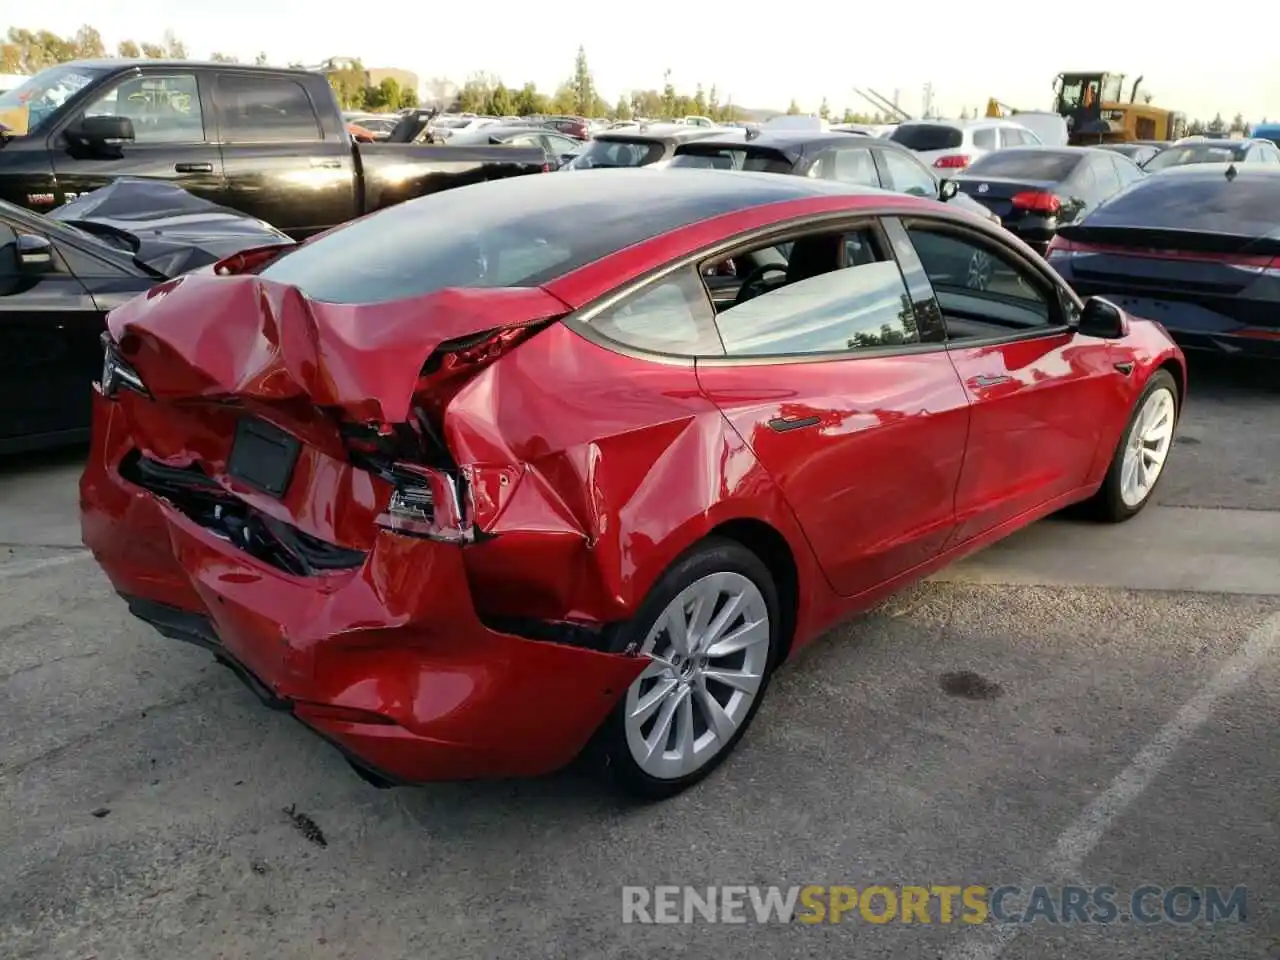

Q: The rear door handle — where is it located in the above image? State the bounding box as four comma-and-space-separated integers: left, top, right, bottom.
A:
310, 158, 343, 169
174, 162, 213, 173
768, 415, 821, 433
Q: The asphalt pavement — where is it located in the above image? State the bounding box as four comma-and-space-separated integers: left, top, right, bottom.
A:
0, 356, 1276, 960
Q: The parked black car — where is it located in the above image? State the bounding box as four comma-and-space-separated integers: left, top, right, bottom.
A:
951, 146, 1145, 255
1141, 137, 1280, 171
0, 61, 546, 239
668, 129, 1002, 222
0, 180, 293, 453
1096, 141, 1167, 167
1046, 164, 1280, 360
444, 124, 583, 167
561, 123, 740, 169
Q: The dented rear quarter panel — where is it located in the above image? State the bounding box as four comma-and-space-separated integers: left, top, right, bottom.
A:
445, 321, 841, 647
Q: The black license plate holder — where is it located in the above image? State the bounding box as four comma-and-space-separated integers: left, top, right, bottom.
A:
227, 417, 301, 498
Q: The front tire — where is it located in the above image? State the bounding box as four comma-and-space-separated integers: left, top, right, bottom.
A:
1084, 369, 1179, 522
592, 538, 780, 800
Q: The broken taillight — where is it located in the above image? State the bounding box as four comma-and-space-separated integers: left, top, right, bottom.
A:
375, 463, 472, 542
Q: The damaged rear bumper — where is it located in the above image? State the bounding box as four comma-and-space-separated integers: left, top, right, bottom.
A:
80, 393, 646, 784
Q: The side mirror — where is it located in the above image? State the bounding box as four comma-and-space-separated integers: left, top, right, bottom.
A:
1075, 296, 1128, 339
17, 234, 54, 272
72, 115, 135, 145
938, 178, 959, 201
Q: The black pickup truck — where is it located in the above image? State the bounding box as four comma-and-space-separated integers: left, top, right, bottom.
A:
0, 61, 548, 238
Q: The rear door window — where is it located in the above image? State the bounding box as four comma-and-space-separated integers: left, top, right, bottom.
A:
889, 124, 963, 151
669, 145, 794, 173
879, 149, 938, 197
217, 74, 323, 142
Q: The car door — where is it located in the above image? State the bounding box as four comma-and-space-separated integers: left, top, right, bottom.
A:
690, 220, 971, 598
887, 216, 1117, 543
539, 132, 583, 165
0, 220, 106, 448
47, 69, 226, 207
212, 72, 357, 237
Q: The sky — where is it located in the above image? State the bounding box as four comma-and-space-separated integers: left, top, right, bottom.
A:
16, 1, 1280, 122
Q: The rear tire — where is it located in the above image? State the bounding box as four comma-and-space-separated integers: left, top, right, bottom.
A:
1082, 369, 1179, 522
591, 538, 780, 801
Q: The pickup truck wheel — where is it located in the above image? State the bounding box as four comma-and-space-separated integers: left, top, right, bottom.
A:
591, 538, 780, 800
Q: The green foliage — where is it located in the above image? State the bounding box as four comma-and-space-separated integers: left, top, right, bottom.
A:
785, 99, 802, 115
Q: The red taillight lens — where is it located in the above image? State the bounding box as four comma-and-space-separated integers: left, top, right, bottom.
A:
213, 244, 292, 275
934, 154, 970, 169
1011, 191, 1062, 214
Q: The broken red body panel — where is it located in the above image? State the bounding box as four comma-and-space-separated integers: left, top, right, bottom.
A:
81, 269, 834, 782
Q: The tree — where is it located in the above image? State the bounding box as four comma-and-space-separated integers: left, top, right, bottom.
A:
707, 85, 721, 120
613, 96, 632, 121
512, 81, 550, 116
398, 87, 418, 109
1231, 112, 1245, 131
818, 97, 830, 120
326, 59, 369, 110
210, 52, 238, 63
785, 98, 802, 115
73, 25, 106, 58
959, 106, 972, 120
569, 45, 596, 117
693, 83, 707, 117
488, 83, 515, 117
254, 52, 269, 65
140, 42, 165, 58
162, 30, 186, 59
117, 39, 141, 58
1208, 112, 1226, 134
661, 69, 677, 118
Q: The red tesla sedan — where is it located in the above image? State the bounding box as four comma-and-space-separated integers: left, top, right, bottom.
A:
81, 169, 1185, 798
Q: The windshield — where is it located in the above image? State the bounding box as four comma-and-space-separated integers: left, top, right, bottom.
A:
889, 124, 963, 152
965, 150, 1081, 181
1144, 143, 1243, 171
669, 146, 793, 173
564, 137, 665, 169
0, 64, 108, 135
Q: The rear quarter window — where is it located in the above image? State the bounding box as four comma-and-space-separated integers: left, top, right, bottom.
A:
889, 124, 963, 151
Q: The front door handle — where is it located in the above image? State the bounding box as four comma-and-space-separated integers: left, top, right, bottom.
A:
969, 374, 1012, 388
768, 415, 821, 433
174, 162, 213, 173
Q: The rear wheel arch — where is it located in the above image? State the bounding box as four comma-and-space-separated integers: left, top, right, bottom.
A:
1156, 356, 1186, 412
704, 518, 800, 663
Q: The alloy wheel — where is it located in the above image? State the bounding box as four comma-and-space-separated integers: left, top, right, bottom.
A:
623, 572, 771, 780
1120, 386, 1176, 507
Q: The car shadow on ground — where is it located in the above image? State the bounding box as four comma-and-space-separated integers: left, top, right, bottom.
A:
0, 442, 88, 478
1184, 353, 1277, 399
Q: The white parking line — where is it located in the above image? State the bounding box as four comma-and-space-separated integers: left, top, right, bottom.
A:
943, 609, 1280, 960
0, 552, 91, 581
